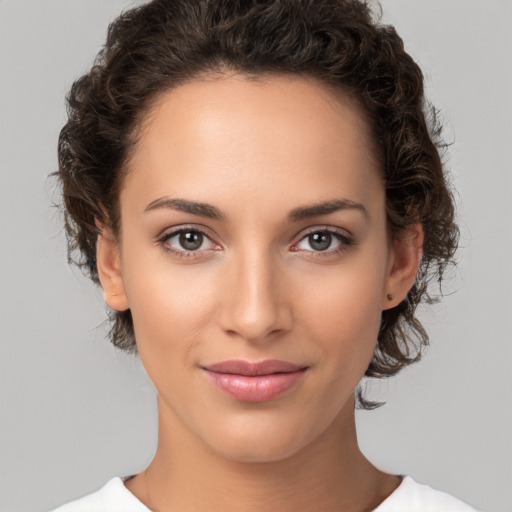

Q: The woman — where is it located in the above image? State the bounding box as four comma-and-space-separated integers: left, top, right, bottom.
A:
50, 0, 477, 510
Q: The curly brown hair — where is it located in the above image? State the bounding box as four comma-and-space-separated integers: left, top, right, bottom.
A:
55, 0, 458, 409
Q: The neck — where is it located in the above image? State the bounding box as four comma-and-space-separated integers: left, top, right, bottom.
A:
126, 394, 399, 512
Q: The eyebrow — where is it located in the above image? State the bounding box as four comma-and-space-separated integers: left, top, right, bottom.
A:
288, 198, 368, 222
144, 197, 226, 220
144, 197, 368, 222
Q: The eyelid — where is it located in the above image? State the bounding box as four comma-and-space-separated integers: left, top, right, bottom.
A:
156, 223, 217, 240
293, 225, 353, 244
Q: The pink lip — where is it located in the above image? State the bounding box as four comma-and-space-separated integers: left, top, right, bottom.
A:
202, 360, 308, 402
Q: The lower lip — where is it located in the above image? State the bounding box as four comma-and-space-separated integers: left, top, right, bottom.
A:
204, 369, 307, 402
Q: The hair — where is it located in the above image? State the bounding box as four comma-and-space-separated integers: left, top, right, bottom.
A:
55, 0, 458, 409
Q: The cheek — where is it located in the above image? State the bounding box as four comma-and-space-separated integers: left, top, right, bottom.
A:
317, 300, 381, 344
121, 250, 218, 359
295, 258, 386, 367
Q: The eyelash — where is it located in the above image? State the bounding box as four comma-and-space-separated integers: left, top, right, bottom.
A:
157, 225, 354, 259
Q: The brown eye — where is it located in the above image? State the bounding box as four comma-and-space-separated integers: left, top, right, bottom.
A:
308, 232, 333, 251
293, 228, 353, 256
160, 228, 219, 256
179, 231, 203, 250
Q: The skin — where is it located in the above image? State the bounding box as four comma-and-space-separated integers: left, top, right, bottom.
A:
96, 73, 423, 512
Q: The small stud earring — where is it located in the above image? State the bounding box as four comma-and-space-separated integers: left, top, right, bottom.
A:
386, 293, 393, 301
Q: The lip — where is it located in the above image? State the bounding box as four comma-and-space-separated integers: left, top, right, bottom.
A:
202, 359, 308, 402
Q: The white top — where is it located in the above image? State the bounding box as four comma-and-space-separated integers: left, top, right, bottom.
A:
50, 475, 479, 512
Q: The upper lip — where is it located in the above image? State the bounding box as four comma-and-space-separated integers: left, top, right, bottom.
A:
203, 359, 307, 376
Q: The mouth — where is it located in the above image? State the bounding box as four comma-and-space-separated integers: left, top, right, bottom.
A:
202, 359, 308, 402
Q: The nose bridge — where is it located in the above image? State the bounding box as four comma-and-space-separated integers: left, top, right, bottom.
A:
219, 243, 289, 342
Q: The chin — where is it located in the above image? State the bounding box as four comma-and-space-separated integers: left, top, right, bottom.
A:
199, 412, 322, 464
212, 437, 307, 464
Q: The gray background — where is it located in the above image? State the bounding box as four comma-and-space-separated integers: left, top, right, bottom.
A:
1, 0, 511, 511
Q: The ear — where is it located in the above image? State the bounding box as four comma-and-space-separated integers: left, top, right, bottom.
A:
382, 224, 423, 310
95, 219, 129, 312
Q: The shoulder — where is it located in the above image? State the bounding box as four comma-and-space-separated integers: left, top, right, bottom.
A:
375, 476, 479, 512
48, 477, 149, 512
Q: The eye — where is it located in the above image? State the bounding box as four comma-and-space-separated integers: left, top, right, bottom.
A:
293, 228, 353, 254
158, 227, 219, 257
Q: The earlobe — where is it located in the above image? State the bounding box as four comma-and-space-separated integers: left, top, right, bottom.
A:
383, 224, 423, 310
95, 219, 129, 312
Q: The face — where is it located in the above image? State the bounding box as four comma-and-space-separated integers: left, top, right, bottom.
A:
98, 74, 419, 462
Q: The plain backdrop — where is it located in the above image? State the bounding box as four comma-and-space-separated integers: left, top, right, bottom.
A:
1, 1, 511, 511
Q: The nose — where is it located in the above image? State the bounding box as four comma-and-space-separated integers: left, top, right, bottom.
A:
218, 248, 292, 343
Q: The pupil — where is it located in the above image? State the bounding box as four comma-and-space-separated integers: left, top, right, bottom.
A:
309, 232, 331, 251
180, 231, 203, 250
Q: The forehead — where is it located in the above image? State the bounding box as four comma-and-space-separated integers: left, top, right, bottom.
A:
122, 74, 383, 219
134, 73, 377, 165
